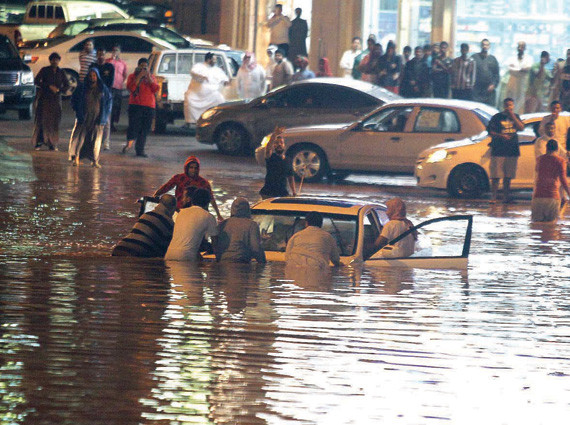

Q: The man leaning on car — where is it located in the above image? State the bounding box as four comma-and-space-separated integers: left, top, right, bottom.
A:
487, 98, 524, 204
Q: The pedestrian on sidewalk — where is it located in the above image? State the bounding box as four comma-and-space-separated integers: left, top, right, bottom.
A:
471, 39, 500, 106
31, 52, 69, 151
451, 43, 476, 100
237, 52, 265, 99
288, 7, 308, 63
123, 57, 158, 158
431, 41, 452, 98
264, 3, 291, 58
339, 36, 361, 79
106, 45, 128, 132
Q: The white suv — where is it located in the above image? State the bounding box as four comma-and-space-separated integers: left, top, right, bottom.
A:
149, 48, 240, 133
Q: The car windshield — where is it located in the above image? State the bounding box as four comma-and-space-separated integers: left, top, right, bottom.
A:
0, 37, 19, 59
142, 27, 190, 48
252, 211, 358, 256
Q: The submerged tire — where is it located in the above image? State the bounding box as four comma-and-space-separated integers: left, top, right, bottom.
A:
447, 165, 488, 198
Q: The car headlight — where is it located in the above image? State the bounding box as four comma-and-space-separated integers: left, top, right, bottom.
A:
426, 149, 456, 163
20, 71, 34, 85
200, 108, 218, 120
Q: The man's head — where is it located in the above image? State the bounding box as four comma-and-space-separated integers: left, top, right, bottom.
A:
274, 3, 282, 14
205, 52, 215, 66
184, 156, 200, 178
305, 211, 323, 228
386, 40, 396, 55
544, 121, 556, 138
159, 194, 177, 215
546, 139, 558, 153
84, 40, 94, 53
432, 43, 440, 56
267, 45, 277, 59
517, 41, 526, 54
181, 187, 196, 209
111, 45, 121, 58
191, 188, 211, 210
540, 51, 550, 65
351, 36, 361, 51
403, 45, 412, 58
275, 49, 285, 63
439, 41, 449, 55
295, 7, 301, 17
414, 46, 423, 59
48, 52, 61, 67
88, 69, 98, 85
366, 35, 376, 50
274, 135, 285, 154
550, 100, 562, 117
481, 39, 490, 53
503, 97, 515, 113
460, 43, 469, 56
96, 48, 106, 64
137, 57, 149, 70
423, 44, 432, 56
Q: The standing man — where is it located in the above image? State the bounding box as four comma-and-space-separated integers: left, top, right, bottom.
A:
264, 4, 291, 58
123, 58, 159, 158
260, 129, 296, 199
237, 52, 266, 99
534, 121, 567, 159
450, 43, 476, 100
557, 49, 570, 111
487, 98, 525, 204
288, 7, 308, 63
265, 45, 278, 92
471, 39, 500, 106
531, 139, 570, 222
339, 36, 361, 79
505, 41, 533, 114
431, 41, 452, 98
78, 39, 96, 83
106, 45, 128, 132
400, 46, 430, 98
270, 49, 294, 89
285, 211, 340, 269
32, 52, 69, 151
525, 51, 553, 113
378, 40, 401, 94
352, 35, 376, 80
89, 48, 114, 150
183, 52, 229, 126
538, 101, 570, 149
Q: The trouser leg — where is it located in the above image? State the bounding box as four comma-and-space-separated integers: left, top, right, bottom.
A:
491, 179, 499, 201
135, 106, 154, 155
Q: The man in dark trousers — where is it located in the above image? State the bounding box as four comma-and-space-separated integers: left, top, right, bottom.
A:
487, 98, 525, 204
260, 128, 296, 199
288, 7, 308, 64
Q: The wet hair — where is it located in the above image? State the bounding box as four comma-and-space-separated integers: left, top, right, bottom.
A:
137, 57, 148, 66
352, 36, 361, 43
306, 211, 323, 227
48, 52, 61, 61
546, 139, 558, 152
205, 52, 214, 61
191, 188, 211, 209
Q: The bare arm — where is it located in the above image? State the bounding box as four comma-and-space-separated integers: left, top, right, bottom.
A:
287, 176, 296, 196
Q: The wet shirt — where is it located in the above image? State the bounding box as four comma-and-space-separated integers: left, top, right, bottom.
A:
216, 217, 266, 263
487, 112, 521, 157
285, 226, 340, 269
534, 154, 569, 199
155, 173, 213, 211
260, 153, 293, 198
165, 206, 218, 261
375, 220, 415, 258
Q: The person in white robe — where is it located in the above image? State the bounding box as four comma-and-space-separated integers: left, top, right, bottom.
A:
339, 36, 362, 78
184, 52, 229, 125
237, 52, 266, 99
504, 42, 533, 114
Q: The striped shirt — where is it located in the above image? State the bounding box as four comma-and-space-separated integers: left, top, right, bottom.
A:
79, 50, 97, 82
451, 56, 476, 90
112, 204, 174, 257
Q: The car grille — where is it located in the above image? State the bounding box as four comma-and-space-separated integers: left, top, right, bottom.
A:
0, 72, 18, 85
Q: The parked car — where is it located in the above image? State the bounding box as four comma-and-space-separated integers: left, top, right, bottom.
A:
255, 99, 498, 182
0, 34, 35, 119
414, 113, 563, 198
196, 78, 401, 155
20, 30, 178, 96
149, 47, 241, 133
47, 17, 148, 39
84, 22, 192, 49
0, 0, 129, 45
122, 1, 173, 25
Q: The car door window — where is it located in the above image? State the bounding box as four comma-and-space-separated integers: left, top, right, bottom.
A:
362, 212, 381, 260
28, 5, 37, 18
193, 53, 227, 74
360, 107, 413, 132
281, 86, 321, 108
316, 85, 378, 109
158, 53, 176, 74
119, 36, 154, 54
414, 108, 460, 133
177, 53, 193, 74
55, 6, 64, 19
46, 5, 54, 19
37, 5, 45, 19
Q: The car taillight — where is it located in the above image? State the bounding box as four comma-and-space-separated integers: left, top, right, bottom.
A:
161, 81, 168, 99
31, 56, 39, 64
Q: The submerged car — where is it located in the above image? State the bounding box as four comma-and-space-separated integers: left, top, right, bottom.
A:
255, 99, 498, 182
139, 196, 473, 269
415, 113, 562, 198
196, 78, 401, 155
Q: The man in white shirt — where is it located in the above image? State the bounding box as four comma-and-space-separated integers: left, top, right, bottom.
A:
505, 41, 533, 114
339, 36, 362, 79
539, 101, 570, 149
264, 4, 291, 58
165, 189, 219, 261
535, 121, 567, 159
184, 52, 229, 125
285, 211, 341, 269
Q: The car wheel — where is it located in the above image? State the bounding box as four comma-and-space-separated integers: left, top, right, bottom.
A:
215, 124, 248, 155
289, 144, 328, 183
62, 69, 78, 98
18, 103, 32, 120
447, 164, 488, 198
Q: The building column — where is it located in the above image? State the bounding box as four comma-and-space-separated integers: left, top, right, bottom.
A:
430, 0, 456, 51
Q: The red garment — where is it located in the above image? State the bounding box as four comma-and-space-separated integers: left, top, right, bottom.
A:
127, 72, 159, 108
316, 57, 333, 77
155, 156, 213, 209
534, 154, 569, 199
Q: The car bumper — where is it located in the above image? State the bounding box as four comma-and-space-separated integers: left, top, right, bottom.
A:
0, 85, 35, 110
195, 120, 216, 145
415, 161, 449, 189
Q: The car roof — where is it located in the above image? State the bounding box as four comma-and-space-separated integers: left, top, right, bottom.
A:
75, 30, 176, 48
252, 196, 386, 216
386, 97, 499, 113
290, 77, 402, 101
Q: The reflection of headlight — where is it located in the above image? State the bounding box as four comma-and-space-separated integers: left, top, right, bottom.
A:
20, 71, 34, 85
426, 149, 456, 163
260, 134, 271, 148
200, 109, 218, 120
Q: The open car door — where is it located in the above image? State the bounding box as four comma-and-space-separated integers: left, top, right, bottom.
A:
365, 215, 473, 269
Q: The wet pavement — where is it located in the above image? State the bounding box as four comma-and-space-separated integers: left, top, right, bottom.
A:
1, 105, 569, 424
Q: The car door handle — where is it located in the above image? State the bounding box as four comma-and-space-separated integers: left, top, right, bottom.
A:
390, 137, 400, 142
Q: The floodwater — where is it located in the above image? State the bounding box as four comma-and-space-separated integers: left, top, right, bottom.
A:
1, 140, 570, 425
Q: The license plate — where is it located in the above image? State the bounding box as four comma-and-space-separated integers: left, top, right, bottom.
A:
0, 93, 4, 103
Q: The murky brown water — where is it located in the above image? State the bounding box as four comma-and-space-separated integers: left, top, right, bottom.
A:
1, 139, 570, 424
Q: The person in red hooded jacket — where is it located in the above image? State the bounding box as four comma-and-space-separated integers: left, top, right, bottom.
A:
154, 156, 223, 221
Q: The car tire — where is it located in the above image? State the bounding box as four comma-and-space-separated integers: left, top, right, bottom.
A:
215, 123, 248, 155
62, 69, 78, 99
289, 144, 328, 183
18, 103, 32, 120
447, 164, 488, 198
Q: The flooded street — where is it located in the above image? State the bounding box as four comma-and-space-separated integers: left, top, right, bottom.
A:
1, 107, 570, 424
